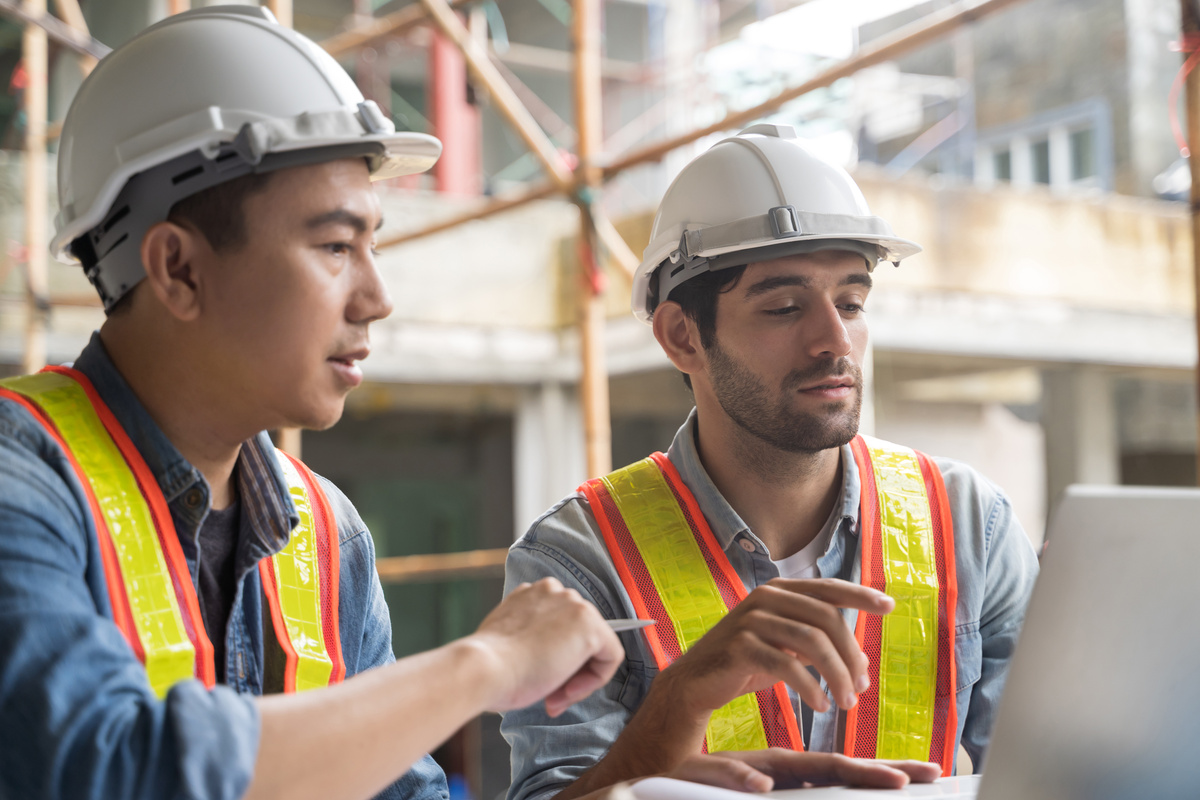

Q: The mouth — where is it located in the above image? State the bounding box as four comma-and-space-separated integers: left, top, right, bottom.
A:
795, 374, 856, 400
797, 375, 855, 392
327, 347, 370, 387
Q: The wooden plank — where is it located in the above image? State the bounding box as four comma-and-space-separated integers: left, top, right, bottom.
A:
1183, 0, 1200, 484
375, 548, 509, 584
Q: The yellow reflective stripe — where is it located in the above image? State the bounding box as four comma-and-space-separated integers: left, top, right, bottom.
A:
863, 436, 939, 762
1, 372, 194, 698
272, 451, 333, 692
603, 459, 768, 752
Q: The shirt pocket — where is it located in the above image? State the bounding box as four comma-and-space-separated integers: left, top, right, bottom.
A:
953, 622, 982, 693
618, 657, 650, 712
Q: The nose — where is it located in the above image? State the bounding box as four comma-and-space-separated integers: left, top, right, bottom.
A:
348, 249, 394, 325
805, 298, 853, 359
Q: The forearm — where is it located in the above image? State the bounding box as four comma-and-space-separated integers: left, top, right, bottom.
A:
555, 673, 707, 800
245, 638, 497, 800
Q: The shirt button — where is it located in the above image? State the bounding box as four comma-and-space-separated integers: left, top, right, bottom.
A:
183, 488, 204, 509
739, 539, 756, 553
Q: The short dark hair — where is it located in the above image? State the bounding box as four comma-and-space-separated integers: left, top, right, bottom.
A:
652, 264, 747, 390
104, 171, 274, 317
167, 170, 275, 253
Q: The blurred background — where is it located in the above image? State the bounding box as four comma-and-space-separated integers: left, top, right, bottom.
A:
1, 0, 1197, 795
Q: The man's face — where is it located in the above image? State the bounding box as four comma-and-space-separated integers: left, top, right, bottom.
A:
701, 250, 871, 454
197, 158, 392, 431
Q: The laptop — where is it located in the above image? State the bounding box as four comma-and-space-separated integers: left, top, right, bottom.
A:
631, 485, 1200, 800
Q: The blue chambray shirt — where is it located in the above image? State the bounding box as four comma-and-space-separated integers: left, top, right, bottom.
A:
0, 333, 448, 800
502, 410, 1039, 800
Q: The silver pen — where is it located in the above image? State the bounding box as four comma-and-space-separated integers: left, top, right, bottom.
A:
607, 618, 656, 632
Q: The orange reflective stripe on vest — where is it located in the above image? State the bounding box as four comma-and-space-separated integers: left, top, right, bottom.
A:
581, 452, 803, 753
0, 367, 345, 696
846, 436, 957, 775
584, 438, 956, 774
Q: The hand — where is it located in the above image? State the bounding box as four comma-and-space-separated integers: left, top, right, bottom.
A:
662, 750, 942, 792
467, 578, 624, 717
659, 578, 894, 717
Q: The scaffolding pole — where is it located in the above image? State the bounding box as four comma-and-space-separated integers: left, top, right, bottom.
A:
573, 0, 611, 478
379, 0, 1029, 249
271, 0, 300, 457
1184, 0, 1200, 484
21, 0, 48, 375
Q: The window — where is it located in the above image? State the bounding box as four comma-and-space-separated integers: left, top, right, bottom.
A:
993, 149, 1012, 181
1070, 127, 1095, 181
1031, 139, 1051, 184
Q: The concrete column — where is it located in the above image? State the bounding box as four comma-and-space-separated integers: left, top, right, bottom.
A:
1042, 367, 1120, 513
513, 382, 586, 540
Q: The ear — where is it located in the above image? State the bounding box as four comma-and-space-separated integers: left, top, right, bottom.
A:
652, 301, 706, 378
140, 221, 207, 322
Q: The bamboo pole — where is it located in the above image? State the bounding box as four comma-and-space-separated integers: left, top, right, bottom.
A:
419, 0, 575, 191
1184, 0, 1200, 484
266, 0, 291, 30
0, 0, 107, 58
573, 0, 611, 479
22, 0, 48, 375
375, 548, 508, 584
601, 0, 1029, 179
382, 0, 1027, 252
377, 180, 558, 248
272, 0, 299, 455
321, 0, 475, 59
48, 0, 96, 73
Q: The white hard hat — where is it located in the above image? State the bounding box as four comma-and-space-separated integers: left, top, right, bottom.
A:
53, 5, 442, 310
632, 123, 921, 322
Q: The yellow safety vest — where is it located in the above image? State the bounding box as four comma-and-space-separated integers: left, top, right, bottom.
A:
580, 436, 958, 774
0, 367, 345, 697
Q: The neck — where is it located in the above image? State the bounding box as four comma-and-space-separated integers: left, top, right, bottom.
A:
99, 320, 247, 510
694, 407, 844, 560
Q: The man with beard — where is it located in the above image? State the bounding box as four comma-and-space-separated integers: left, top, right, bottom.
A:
501, 124, 1039, 800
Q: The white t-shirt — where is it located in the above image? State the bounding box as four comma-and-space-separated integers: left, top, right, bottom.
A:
769, 501, 840, 580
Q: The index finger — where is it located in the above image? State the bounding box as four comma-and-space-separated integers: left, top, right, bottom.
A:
767, 578, 894, 614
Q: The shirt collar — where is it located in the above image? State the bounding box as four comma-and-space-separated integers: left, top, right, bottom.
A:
72, 331, 298, 553
665, 407, 862, 554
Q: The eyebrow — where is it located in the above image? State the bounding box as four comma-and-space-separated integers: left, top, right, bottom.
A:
743, 272, 872, 298
303, 209, 384, 234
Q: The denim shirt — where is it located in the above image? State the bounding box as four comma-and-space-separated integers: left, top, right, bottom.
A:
0, 333, 448, 800
502, 410, 1039, 800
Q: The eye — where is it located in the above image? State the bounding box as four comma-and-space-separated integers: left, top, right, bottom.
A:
325, 242, 352, 256
764, 304, 800, 316
839, 302, 866, 316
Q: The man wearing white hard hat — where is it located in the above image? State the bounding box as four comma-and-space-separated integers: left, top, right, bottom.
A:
502, 124, 1040, 799
0, 8, 633, 800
